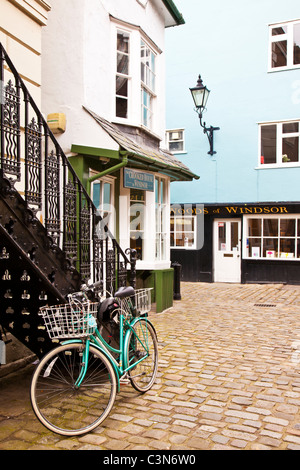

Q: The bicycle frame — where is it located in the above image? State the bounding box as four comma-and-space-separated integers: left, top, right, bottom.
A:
61, 312, 155, 392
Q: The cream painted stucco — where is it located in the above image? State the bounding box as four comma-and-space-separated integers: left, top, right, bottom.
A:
0, 0, 50, 105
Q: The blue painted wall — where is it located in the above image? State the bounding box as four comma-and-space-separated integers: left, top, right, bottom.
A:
166, 0, 300, 204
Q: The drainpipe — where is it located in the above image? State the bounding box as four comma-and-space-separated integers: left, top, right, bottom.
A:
87, 152, 128, 194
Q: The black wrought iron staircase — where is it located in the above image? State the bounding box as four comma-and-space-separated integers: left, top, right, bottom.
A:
0, 43, 136, 358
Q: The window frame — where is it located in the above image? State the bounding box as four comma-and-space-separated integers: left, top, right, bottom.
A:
141, 39, 156, 130
91, 175, 115, 236
268, 19, 300, 72
258, 120, 300, 168
170, 215, 197, 250
115, 28, 131, 120
130, 188, 145, 260
243, 214, 300, 260
155, 177, 168, 260
166, 128, 186, 154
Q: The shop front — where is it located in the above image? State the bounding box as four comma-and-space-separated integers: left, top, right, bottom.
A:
170, 202, 300, 284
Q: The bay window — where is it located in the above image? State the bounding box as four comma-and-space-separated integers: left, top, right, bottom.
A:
113, 20, 158, 133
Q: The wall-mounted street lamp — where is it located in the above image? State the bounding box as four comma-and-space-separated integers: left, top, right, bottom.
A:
190, 75, 220, 156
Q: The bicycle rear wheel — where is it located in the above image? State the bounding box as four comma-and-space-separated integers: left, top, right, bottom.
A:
30, 342, 117, 436
126, 319, 158, 392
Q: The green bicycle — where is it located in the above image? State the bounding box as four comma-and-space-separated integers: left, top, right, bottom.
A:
30, 283, 158, 436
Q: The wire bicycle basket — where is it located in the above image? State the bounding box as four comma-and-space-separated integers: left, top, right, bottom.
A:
39, 297, 98, 339
120, 288, 152, 316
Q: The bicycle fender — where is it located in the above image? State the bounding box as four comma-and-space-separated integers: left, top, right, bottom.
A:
123, 317, 157, 369
61, 339, 120, 392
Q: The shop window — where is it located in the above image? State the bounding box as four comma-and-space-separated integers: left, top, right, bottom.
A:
130, 189, 145, 260
245, 216, 300, 259
170, 215, 196, 249
259, 121, 300, 166
92, 178, 114, 236
155, 178, 167, 260
269, 20, 300, 71
166, 129, 185, 153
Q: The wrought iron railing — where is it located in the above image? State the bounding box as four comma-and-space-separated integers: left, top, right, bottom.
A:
0, 43, 136, 294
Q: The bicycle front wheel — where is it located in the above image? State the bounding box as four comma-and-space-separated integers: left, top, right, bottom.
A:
30, 342, 117, 436
126, 319, 158, 392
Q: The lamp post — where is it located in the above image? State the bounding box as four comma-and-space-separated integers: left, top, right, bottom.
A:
190, 75, 220, 156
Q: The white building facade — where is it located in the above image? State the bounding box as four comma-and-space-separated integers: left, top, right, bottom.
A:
41, 0, 196, 311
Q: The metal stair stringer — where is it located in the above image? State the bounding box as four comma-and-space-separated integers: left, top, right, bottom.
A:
0, 177, 81, 357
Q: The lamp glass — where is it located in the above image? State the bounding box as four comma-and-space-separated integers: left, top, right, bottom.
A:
190, 85, 210, 110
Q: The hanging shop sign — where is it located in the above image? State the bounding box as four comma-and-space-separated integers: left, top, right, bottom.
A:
124, 168, 154, 192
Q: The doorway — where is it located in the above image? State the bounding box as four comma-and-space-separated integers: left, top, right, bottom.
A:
213, 219, 241, 282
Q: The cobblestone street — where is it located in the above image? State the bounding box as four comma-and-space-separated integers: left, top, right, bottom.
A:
2, 282, 300, 450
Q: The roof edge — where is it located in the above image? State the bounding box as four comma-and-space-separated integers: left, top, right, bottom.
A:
162, 0, 185, 26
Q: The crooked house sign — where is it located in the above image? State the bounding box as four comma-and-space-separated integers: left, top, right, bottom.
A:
124, 168, 154, 192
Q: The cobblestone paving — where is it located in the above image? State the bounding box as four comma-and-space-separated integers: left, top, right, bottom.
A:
2, 282, 300, 450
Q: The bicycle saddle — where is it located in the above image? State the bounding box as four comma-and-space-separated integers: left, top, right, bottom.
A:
114, 286, 135, 299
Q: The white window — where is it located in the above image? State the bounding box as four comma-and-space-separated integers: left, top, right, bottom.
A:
166, 129, 185, 153
155, 177, 167, 260
259, 120, 300, 167
130, 188, 145, 260
170, 215, 196, 249
116, 30, 130, 119
112, 20, 159, 132
91, 177, 115, 235
141, 39, 156, 129
269, 19, 300, 71
244, 215, 300, 260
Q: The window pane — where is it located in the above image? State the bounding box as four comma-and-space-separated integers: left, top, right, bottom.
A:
263, 238, 278, 257
231, 222, 239, 251
272, 41, 287, 68
249, 238, 261, 258
117, 53, 129, 74
218, 224, 226, 251
294, 23, 300, 65
272, 26, 287, 36
103, 183, 111, 206
261, 125, 276, 164
282, 136, 299, 162
263, 219, 278, 236
248, 219, 261, 236
116, 97, 127, 118
280, 219, 295, 237
280, 239, 295, 257
117, 32, 129, 53
93, 183, 100, 209
170, 141, 184, 152
116, 77, 128, 97
283, 122, 299, 133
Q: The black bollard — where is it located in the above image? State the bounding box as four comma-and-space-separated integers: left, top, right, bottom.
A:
172, 261, 182, 300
